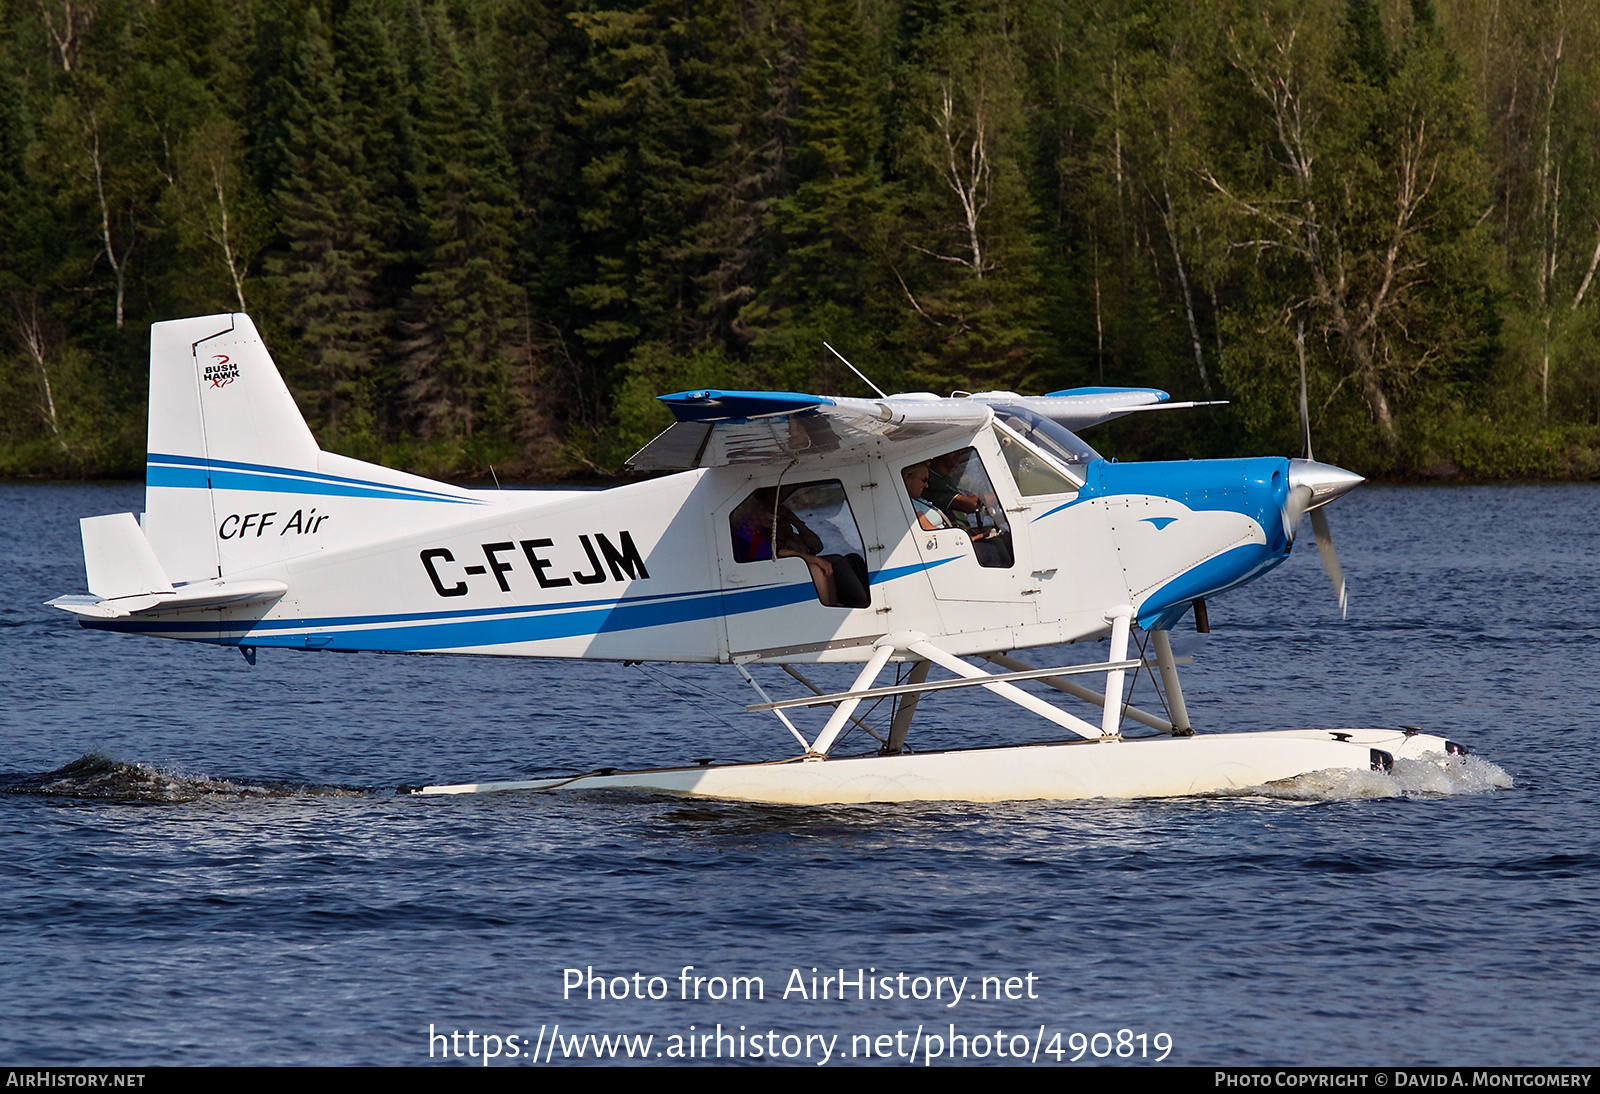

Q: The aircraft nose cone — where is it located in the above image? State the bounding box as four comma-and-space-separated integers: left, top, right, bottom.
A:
1287, 459, 1364, 510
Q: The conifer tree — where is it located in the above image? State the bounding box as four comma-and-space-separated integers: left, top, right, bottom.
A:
400, 2, 529, 447
335, 0, 418, 312
744, 0, 898, 389
565, 5, 705, 383
264, 4, 386, 441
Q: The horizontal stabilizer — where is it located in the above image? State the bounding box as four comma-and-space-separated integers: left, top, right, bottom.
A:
82, 513, 174, 599
49, 578, 288, 619
56, 513, 290, 617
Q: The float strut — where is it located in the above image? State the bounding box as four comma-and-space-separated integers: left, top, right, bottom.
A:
1150, 629, 1192, 735
737, 664, 811, 752
809, 643, 895, 757
783, 665, 887, 747
983, 653, 1173, 733
905, 640, 1102, 739
884, 660, 931, 754
1101, 606, 1134, 738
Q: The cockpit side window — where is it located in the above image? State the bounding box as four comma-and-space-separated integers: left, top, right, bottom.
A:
988, 404, 1100, 491
729, 480, 871, 608
992, 421, 1082, 496
900, 449, 1015, 569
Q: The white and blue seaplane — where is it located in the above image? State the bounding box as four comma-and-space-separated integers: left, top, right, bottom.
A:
48, 314, 1468, 804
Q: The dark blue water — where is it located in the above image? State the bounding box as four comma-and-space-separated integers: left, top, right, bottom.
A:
2, 483, 1596, 1066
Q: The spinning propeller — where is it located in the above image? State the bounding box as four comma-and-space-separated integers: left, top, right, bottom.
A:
1283, 333, 1362, 618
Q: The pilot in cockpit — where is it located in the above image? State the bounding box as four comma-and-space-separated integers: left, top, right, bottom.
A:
903, 457, 1014, 568
925, 450, 998, 531
901, 463, 955, 531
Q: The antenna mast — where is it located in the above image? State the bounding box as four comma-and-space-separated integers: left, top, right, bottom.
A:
823, 341, 889, 399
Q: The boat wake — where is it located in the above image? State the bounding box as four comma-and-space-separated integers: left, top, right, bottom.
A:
1224, 753, 1513, 802
0, 753, 368, 803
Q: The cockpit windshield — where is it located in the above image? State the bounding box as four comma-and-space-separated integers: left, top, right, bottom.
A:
987, 404, 1102, 486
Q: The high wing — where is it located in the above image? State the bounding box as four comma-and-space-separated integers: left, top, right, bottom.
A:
627, 389, 991, 470
629, 385, 1224, 470
969, 387, 1225, 431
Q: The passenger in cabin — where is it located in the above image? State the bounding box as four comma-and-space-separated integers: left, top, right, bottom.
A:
730, 487, 840, 606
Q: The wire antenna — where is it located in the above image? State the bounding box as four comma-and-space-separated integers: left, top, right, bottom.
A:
823, 341, 889, 399
1294, 319, 1313, 462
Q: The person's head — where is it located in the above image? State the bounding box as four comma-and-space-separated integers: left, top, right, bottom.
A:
932, 451, 962, 475
902, 462, 930, 498
736, 487, 779, 528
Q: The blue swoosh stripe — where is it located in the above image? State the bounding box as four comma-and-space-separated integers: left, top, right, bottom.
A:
1032, 498, 1084, 522
1135, 541, 1287, 630
81, 560, 954, 650
1032, 456, 1290, 528
147, 452, 480, 505
100, 584, 733, 633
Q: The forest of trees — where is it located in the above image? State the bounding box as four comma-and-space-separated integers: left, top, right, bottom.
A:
2, 0, 1598, 482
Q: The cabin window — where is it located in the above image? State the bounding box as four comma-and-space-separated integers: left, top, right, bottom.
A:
729, 480, 871, 608
900, 449, 1015, 569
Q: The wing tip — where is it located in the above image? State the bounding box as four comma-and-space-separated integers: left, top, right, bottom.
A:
657, 389, 834, 423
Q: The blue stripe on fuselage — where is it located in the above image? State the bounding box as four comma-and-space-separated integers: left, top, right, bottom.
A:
1135, 542, 1290, 630
79, 559, 954, 651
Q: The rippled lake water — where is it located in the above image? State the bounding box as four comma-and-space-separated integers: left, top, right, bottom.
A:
1, 482, 1596, 1066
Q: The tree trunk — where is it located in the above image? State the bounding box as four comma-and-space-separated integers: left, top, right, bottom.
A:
210, 162, 248, 313
12, 297, 68, 451
88, 118, 128, 330
1160, 179, 1212, 396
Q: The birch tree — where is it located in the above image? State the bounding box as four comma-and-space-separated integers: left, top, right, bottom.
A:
1202, 2, 1492, 451
890, 1, 1042, 393
165, 119, 260, 314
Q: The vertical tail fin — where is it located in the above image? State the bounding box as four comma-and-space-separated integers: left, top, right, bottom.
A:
140, 313, 483, 583
143, 314, 320, 582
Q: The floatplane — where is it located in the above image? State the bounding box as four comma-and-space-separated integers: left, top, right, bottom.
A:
49, 314, 1468, 804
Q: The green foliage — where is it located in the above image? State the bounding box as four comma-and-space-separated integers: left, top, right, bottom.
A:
602, 339, 740, 467
0, 0, 1596, 481
885, 0, 1045, 393
743, 0, 898, 388
400, 2, 530, 446
262, 4, 389, 441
